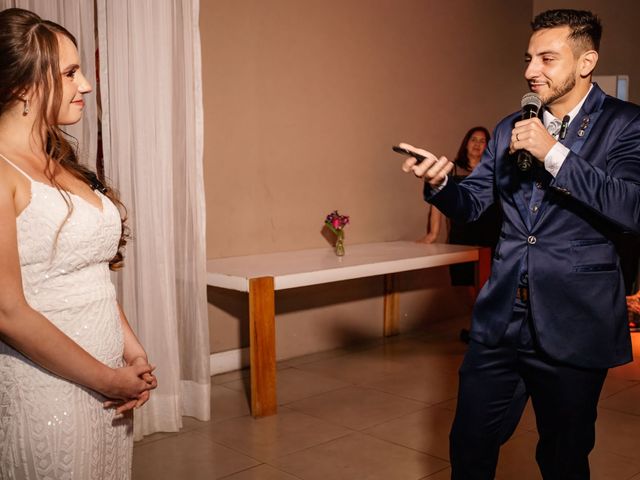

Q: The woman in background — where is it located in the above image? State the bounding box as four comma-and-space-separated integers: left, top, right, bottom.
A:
0, 8, 156, 479
448, 127, 500, 343
448, 126, 502, 295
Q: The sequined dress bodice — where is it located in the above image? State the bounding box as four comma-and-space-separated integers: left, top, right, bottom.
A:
0, 157, 133, 480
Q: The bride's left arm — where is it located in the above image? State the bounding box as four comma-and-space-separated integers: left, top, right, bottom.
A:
118, 303, 149, 366
105, 304, 157, 413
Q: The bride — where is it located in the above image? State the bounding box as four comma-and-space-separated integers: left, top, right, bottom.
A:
0, 8, 156, 479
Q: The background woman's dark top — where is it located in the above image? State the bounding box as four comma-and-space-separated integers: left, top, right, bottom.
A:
449, 167, 503, 285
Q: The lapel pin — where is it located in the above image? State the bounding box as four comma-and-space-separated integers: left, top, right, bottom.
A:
578, 116, 590, 137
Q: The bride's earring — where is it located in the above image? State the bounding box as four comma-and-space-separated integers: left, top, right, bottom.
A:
22, 97, 29, 116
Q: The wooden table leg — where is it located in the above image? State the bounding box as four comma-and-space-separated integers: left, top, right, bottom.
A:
248, 276, 277, 417
383, 274, 400, 337
475, 247, 492, 294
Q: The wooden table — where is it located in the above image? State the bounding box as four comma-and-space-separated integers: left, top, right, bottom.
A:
206, 241, 491, 417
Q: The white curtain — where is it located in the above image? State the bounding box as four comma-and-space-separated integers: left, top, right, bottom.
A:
2, 0, 211, 438
96, 0, 210, 438
1, 0, 98, 169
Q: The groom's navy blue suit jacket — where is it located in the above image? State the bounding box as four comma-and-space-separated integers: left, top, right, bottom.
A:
429, 84, 640, 369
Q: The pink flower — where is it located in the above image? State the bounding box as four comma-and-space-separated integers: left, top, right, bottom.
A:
324, 210, 350, 234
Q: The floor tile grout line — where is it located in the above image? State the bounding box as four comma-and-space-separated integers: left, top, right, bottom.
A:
257, 430, 358, 466
197, 407, 360, 463
355, 381, 456, 406
600, 380, 640, 400
283, 387, 429, 432
185, 427, 308, 468
418, 464, 452, 479
592, 443, 640, 465
357, 428, 451, 463
599, 404, 640, 417
215, 462, 306, 480
277, 383, 357, 407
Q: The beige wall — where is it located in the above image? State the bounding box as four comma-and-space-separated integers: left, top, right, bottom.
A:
533, 0, 640, 104
201, 0, 534, 358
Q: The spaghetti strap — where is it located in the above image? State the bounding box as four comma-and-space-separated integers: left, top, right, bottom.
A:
0, 153, 34, 181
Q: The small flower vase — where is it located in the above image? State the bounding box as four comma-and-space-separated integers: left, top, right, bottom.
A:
335, 231, 345, 256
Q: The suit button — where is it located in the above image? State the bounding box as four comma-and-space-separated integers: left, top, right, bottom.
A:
527, 235, 537, 245
531, 204, 539, 213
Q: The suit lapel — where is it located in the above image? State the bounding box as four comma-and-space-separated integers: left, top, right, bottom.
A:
499, 107, 540, 229
530, 84, 607, 229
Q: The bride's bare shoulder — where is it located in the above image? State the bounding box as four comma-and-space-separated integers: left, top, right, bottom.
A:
0, 153, 21, 188
0, 152, 32, 215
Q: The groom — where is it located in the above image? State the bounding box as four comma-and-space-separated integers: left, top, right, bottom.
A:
401, 9, 640, 479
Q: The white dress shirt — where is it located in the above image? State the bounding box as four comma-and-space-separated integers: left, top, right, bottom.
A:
542, 84, 593, 177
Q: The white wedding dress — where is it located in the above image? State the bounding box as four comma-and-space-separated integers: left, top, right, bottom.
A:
0, 155, 133, 479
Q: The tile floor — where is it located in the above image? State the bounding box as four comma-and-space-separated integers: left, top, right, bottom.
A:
133, 315, 640, 479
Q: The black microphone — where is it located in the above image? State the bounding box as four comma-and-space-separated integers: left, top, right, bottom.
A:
559, 114, 570, 140
517, 92, 542, 171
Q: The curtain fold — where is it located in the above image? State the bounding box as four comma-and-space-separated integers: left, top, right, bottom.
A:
96, 0, 210, 438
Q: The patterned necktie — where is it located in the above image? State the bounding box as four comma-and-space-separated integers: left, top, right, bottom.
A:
547, 119, 562, 139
